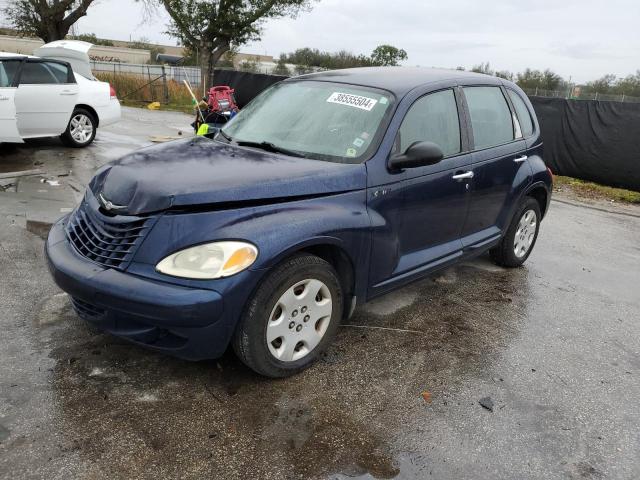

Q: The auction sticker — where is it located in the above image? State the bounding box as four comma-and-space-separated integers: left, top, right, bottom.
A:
327, 92, 378, 111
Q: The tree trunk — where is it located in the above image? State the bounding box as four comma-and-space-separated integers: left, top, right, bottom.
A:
199, 48, 212, 96
206, 45, 231, 91
25, 0, 95, 42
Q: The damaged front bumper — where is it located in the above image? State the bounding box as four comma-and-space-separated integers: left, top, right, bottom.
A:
45, 216, 231, 360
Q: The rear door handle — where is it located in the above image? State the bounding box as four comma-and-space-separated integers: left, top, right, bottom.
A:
514, 155, 528, 163
60, 91, 78, 96
452, 171, 474, 180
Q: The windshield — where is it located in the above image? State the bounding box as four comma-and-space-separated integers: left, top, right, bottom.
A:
219, 81, 394, 163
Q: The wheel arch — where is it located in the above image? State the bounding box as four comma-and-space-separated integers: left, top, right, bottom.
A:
264, 238, 359, 320
525, 182, 550, 219
73, 104, 100, 127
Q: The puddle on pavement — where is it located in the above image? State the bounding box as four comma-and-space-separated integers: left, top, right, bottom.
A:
38, 255, 529, 479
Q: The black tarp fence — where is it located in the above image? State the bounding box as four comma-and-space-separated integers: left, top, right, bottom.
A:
212, 69, 286, 108
212, 70, 640, 192
529, 97, 640, 191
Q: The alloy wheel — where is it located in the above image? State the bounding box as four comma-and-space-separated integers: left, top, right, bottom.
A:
70, 114, 94, 144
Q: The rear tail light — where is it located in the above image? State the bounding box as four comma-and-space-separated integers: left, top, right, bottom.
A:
109, 84, 117, 99
547, 167, 554, 183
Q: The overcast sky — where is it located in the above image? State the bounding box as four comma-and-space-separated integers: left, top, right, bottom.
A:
74, 0, 640, 83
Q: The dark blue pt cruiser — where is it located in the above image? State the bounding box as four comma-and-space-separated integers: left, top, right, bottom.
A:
46, 67, 553, 377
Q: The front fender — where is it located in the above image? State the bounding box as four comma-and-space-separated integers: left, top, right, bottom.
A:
131, 190, 371, 295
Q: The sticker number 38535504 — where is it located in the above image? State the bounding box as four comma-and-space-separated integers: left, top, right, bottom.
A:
326, 92, 378, 111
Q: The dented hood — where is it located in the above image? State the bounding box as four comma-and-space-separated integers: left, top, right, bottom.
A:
89, 137, 366, 215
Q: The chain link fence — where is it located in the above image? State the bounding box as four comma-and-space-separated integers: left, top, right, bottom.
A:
522, 88, 640, 104
90, 61, 202, 86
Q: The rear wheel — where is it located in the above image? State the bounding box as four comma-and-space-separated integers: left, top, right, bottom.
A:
61, 108, 96, 147
490, 197, 541, 268
232, 254, 343, 378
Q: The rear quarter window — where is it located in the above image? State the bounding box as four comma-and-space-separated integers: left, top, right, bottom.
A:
507, 90, 534, 137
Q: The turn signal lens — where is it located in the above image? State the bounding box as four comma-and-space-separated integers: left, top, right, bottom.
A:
156, 241, 258, 279
222, 247, 258, 276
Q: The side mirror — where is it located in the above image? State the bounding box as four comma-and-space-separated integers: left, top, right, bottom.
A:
389, 141, 444, 170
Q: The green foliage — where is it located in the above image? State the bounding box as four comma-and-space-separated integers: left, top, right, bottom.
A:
282, 47, 374, 71
272, 56, 291, 76
582, 72, 640, 97
280, 44, 408, 72
494, 70, 514, 81
68, 33, 114, 46
516, 68, 566, 91
2, 0, 96, 42
239, 58, 260, 73
370, 45, 408, 66
470, 62, 513, 81
158, 0, 316, 83
471, 62, 493, 75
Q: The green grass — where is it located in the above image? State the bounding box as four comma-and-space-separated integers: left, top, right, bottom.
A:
554, 176, 640, 204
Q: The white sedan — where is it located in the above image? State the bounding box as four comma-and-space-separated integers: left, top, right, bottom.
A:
0, 40, 120, 147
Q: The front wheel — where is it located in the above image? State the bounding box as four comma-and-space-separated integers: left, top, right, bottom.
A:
490, 197, 541, 268
232, 254, 343, 378
61, 108, 97, 147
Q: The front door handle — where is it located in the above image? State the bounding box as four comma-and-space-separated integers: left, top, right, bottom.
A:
452, 171, 474, 180
514, 155, 528, 163
0, 96, 9, 101
60, 91, 78, 96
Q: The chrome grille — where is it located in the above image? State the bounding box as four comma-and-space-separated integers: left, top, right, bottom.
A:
65, 200, 153, 270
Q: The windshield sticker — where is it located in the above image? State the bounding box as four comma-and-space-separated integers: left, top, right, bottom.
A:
353, 138, 365, 148
360, 132, 370, 140
327, 92, 378, 111
379, 97, 389, 105
346, 148, 358, 157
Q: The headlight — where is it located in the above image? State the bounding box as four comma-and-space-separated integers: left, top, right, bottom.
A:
156, 241, 258, 279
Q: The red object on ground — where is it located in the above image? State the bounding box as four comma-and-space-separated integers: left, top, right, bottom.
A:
207, 86, 238, 113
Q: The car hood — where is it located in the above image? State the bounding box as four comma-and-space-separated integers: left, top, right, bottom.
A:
89, 137, 367, 215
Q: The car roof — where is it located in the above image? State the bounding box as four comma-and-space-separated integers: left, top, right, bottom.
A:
0, 52, 30, 58
295, 66, 503, 96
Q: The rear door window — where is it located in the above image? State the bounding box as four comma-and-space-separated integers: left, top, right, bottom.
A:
396, 89, 461, 157
507, 90, 534, 137
19, 61, 67, 85
0, 60, 21, 87
463, 86, 514, 149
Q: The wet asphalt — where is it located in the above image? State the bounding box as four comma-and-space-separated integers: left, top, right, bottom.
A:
0, 108, 639, 480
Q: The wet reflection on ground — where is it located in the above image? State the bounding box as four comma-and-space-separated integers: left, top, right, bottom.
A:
37, 257, 528, 479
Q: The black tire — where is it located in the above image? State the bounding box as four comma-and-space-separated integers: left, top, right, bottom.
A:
232, 254, 344, 378
61, 108, 97, 148
490, 197, 541, 268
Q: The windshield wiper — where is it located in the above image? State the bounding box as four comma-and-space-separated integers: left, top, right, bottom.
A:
217, 129, 234, 142
236, 140, 306, 158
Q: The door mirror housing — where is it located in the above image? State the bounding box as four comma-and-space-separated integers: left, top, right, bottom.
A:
389, 141, 444, 170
